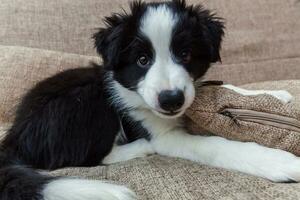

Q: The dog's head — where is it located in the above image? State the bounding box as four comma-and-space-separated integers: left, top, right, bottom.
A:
94, 0, 224, 118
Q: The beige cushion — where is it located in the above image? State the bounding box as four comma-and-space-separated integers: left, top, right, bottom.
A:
48, 155, 300, 200
186, 80, 300, 155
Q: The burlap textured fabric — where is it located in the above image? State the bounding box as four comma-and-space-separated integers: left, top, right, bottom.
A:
185, 80, 300, 156
48, 155, 300, 200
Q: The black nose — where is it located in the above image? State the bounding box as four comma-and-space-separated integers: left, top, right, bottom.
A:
158, 89, 185, 112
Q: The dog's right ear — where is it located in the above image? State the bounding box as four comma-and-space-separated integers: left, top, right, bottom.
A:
93, 15, 126, 68
93, 1, 146, 69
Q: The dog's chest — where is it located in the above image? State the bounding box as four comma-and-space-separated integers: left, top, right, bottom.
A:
116, 113, 151, 145
116, 109, 181, 145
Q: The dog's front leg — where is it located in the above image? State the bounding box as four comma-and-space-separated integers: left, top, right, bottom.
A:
151, 131, 300, 182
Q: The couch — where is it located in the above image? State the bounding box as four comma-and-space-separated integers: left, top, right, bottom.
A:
1, 0, 300, 199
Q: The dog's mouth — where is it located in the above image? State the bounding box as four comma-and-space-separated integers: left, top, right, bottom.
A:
158, 111, 181, 116
152, 109, 184, 119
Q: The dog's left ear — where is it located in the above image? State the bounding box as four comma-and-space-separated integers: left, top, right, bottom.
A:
175, 0, 225, 63
201, 14, 225, 63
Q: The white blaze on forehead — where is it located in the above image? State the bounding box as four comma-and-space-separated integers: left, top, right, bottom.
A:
137, 5, 195, 115
140, 5, 178, 58
139, 5, 181, 91
138, 5, 195, 115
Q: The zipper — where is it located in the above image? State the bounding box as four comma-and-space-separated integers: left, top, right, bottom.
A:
221, 108, 300, 132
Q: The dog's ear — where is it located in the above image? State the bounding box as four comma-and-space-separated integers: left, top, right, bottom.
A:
175, 1, 225, 63
201, 14, 225, 63
93, 15, 126, 68
93, 1, 146, 69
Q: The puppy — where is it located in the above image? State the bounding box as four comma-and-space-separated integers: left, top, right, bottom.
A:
0, 0, 299, 199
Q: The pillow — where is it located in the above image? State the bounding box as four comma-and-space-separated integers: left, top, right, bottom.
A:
185, 80, 300, 156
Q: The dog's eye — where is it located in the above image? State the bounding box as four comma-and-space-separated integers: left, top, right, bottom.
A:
180, 50, 192, 64
137, 55, 150, 68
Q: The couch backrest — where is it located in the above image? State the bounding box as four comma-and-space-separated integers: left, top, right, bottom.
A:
1, 0, 299, 64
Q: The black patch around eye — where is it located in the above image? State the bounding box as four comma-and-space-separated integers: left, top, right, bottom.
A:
171, 31, 211, 81
113, 35, 155, 90
170, 18, 218, 80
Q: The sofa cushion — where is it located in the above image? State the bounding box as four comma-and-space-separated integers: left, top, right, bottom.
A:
186, 80, 300, 156
48, 155, 300, 200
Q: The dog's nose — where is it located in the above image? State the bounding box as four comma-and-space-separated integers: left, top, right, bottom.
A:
158, 89, 185, 112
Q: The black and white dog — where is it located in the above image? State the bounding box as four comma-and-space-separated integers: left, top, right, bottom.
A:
1, 0, 299, 199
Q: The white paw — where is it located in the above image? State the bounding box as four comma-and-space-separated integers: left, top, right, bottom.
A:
266, 90, 293, 104
103, 139, 154, 164
260, 151, 300, 182
241, 144, 300, 182
43, 179, 137, 200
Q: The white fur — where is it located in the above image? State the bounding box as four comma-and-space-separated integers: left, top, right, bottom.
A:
138, 5, 195, 117
103, 139, 154, 164
223, 84, 293, 103
105, 72, 147, 110
151, 130, 300, 182
43, 179, 136, 200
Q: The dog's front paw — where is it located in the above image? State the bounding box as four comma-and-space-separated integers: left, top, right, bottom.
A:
252, 149, 300, 182
267, 90, 293, 104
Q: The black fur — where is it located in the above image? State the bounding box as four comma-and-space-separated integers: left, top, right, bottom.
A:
0, 166, 52, 200
117, 113, 152, 145
0, 151, 53, 200
0, 0, 224, 199
3, 66, 120, 169
171, 0, 224, 78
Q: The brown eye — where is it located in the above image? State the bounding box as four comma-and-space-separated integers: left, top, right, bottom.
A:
180, 50, 192, 64
137, 55, 150, 68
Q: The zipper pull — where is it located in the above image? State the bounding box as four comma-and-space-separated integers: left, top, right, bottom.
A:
220, 110, 241, 127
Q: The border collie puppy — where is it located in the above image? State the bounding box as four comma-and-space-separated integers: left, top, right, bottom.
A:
1, 0, 299, 199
